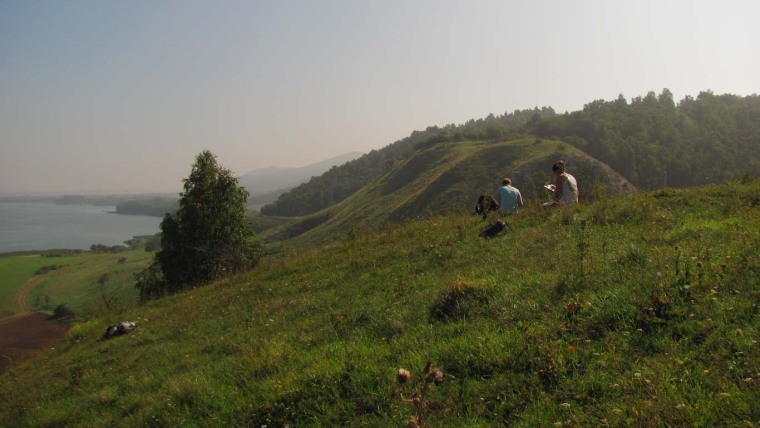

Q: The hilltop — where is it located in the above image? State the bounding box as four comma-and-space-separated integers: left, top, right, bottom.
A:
2, 179, 758, 426
257, 137, 635, 246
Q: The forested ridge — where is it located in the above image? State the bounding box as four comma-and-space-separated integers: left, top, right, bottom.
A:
115, 197, 179, 217
262, 90, 758, 217
531, 90, 760, 189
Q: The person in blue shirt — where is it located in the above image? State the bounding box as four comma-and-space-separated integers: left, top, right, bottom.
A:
495, 177, 523, 214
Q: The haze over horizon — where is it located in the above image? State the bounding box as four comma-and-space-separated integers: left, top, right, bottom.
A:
2, 0, 758, 196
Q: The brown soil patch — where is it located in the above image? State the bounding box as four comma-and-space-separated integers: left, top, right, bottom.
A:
0, 268, 71, 372
0, 313, 70, 373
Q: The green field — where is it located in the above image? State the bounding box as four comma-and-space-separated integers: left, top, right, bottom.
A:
0, 249, 153, 319
0, 253, 86, 317
1, 180, 758, 426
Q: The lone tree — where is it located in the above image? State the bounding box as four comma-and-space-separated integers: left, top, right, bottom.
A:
136, 150, 261, 300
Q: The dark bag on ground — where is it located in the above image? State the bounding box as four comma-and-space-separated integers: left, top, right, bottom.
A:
479, 220, 506, 238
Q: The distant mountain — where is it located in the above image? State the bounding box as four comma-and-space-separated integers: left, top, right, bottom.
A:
238, 152, 364, 201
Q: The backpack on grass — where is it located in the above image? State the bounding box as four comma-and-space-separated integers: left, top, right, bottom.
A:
479, 220, 507, 238
473, 195, 498, 219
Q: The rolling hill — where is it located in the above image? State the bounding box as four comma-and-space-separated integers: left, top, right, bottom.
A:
260, 91, 759, 220
259, 138, 635, 245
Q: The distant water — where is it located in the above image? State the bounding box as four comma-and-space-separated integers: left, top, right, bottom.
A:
0, 202, 161, 253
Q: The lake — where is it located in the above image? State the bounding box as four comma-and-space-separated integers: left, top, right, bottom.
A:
0, 202, 161, 253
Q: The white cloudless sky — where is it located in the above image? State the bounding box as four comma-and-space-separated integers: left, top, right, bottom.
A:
1, 0, 758, 195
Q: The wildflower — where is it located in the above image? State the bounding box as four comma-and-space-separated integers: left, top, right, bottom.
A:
396, 368, 411, 384
425, 367, 444, 384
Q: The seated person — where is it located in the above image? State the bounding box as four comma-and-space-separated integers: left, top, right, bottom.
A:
495, 177, 523, 214
543, 160, 579, 208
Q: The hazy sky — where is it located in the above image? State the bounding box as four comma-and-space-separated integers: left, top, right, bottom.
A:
1, 0, 758, 195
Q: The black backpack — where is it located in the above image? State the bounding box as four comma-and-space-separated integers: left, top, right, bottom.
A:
479, 220, 507, 238
474, 195, 498, 219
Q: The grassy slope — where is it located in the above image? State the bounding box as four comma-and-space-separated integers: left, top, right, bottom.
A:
1, 181, 757, 426
262, 138, 634, 247
27, 250, 153, 317
0, 249, 152, 319
0, 254, 88, 317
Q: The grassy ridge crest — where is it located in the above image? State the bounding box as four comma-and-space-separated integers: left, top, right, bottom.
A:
261, 138, 635, 246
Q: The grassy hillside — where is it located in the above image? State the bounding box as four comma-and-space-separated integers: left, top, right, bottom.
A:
0, 247, 153, 319
0, 253, 87, 317
262, 138, 635, 246
27, 250, 153, 317
1, 180, 758, 426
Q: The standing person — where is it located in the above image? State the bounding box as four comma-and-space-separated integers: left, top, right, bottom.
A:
495, 177, 523, 214
545, 160, 579, 207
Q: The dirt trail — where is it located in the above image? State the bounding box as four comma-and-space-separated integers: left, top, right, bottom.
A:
16, 275, 45, 313
0, 275, 70, 373
0, 275, 45, 324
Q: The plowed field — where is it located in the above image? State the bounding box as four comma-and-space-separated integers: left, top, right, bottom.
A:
0, 312, 69, 372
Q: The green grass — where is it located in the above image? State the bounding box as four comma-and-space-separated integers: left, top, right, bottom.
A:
0, 253, 86, 317
27, 249, 154, 317
0, 248, 153, 319
1, 181, 758, 426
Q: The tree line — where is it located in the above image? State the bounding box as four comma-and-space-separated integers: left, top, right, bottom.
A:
530, 90, 760, 190
115, 198, 179, 217
262, 90, 759, 217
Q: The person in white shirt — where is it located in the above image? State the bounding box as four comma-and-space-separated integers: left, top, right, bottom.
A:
544, 160, 579, 207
